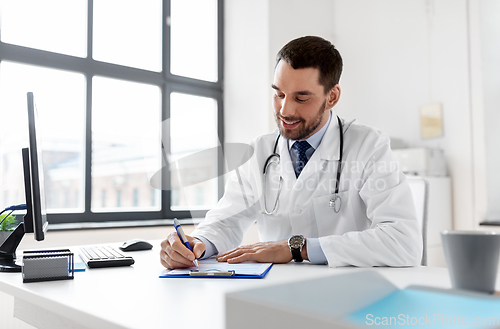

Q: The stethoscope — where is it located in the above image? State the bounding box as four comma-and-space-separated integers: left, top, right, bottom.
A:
262, 115, 344, 215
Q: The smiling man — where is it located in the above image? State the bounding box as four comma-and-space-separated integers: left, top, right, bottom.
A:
160, 36, 422, 269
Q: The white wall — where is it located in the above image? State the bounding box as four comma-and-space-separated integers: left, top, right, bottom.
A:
224, 0, 270, 144
225, 0, 486, 230
267, 0, 336, 131
467, 0, 488, 229
478, 0, 500, 221
332, 0, 429, 139
224, 0, 335, 143
331, 0, 474, 230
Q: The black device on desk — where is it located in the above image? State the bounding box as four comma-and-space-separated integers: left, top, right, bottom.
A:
78, 239, 152, 268
75, 239, 153, 269
79, 239, 153, 268
0, 92, 49, 272
119, 239, 153, 252
79, 245, 135, 268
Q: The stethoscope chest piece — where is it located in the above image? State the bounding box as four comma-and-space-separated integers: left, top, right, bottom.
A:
329, 194, 342, 213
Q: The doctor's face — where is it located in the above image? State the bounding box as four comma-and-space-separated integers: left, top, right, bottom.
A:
272, 61, 340, 141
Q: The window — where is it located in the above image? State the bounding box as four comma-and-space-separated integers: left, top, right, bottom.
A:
101, 190, 107, 208
91, 76, 161, 213
0, 62, 86, 213
0, 0, 223, 225
0, 0, 87, 57
170, 0, 218, 81
133, 189, 139, 207
170, 92, 219, 210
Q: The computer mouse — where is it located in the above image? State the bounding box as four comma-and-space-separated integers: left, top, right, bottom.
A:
119, 239, 153, 252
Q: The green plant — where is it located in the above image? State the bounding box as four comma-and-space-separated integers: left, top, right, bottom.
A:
0, 213, 17, 231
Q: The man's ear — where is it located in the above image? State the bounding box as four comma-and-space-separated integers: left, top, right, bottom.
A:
327, 84, 341, 108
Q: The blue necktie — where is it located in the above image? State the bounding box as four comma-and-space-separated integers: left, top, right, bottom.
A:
294, 141, 311, 177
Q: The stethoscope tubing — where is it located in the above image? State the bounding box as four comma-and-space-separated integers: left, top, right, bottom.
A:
262, 116, 344, 214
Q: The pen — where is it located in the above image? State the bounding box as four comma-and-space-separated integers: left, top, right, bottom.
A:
173, 218, 199, 268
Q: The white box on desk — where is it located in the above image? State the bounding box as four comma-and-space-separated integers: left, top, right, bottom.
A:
226, 271, 396, 329
226, 270, 500, 329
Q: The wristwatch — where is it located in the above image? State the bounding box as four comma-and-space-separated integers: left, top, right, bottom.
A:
288, 235, 305, 262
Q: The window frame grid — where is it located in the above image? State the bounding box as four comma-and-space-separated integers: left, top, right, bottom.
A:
0, 0, 224, 224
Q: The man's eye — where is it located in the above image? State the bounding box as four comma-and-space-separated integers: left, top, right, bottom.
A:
275, 93, 285, 99
296, 98, 307, 103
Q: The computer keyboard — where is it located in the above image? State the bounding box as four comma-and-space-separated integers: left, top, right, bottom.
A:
79, 245, 135, 268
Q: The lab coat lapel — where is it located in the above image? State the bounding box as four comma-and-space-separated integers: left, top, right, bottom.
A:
316, 113, 341, 162
278, 135, 296, 183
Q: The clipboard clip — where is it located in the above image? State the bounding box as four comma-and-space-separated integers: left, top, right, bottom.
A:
189, 269, 235, 276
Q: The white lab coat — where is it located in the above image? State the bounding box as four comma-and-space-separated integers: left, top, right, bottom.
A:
193, 112, 423, 267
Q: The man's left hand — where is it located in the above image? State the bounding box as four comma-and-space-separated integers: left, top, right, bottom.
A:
216, 240, 308, 264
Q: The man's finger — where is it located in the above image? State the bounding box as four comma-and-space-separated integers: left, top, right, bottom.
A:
166, 258, 193, 270
219, 246, 251, 258
160, 251, 169, 268
227, 252, 254, 264
168, 232, 195, 260
169, 249, 196, 267
217, 249, 245, 261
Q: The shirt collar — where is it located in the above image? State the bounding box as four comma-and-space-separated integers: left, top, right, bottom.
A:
287, 110, 332, 150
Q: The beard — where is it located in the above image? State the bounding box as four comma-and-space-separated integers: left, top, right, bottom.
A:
275, 100, 328, 140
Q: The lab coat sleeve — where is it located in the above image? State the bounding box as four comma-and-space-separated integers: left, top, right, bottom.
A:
191, 141, 261, 255
319, 131, 423, 267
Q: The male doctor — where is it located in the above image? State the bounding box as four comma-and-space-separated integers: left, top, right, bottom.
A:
160, 36, 422, 269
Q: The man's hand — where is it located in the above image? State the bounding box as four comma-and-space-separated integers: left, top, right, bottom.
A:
216, 240, 308, 264
160, 232, 206, 269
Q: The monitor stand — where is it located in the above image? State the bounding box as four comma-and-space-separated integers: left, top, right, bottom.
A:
0, 223, 25, 272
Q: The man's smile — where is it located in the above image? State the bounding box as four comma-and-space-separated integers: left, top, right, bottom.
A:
280, 117, 302, 129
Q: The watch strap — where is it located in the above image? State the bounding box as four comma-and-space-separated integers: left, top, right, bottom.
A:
291, 247, 303, 262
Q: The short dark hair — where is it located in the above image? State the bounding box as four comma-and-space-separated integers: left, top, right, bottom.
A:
276, 36, 343, 94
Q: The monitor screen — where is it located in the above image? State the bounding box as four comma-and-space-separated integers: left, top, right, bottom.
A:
26, 92, 48, 241
0, 92, 49, 272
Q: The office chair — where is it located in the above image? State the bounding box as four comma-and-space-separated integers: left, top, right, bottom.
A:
407, 177, 429, 266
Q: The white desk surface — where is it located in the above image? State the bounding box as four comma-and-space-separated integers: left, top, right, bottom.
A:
0, 240, 477, 329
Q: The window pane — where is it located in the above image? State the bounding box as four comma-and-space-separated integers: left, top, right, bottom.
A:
170, 92, 218, 210
170, 0, 218, 82
0, 0, 87, 57
0, 62, 86, 212
93, 0, 162, 72
92, 77, 161, 212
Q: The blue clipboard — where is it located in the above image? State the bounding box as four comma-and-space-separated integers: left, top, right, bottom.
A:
160, 260, 273, 279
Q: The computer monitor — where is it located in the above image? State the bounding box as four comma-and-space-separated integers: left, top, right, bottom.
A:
0, 92, 49, 272
25, 92, 49, 240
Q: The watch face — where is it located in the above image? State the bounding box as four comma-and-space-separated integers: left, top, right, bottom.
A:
289, 235, 304, 249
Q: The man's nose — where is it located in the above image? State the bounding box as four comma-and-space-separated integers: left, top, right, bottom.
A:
280, 97, 295, 118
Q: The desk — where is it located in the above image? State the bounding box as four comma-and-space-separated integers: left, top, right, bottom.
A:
0, 241, 490, 329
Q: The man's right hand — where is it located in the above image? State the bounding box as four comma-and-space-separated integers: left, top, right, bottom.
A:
160, 232, 206, 269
